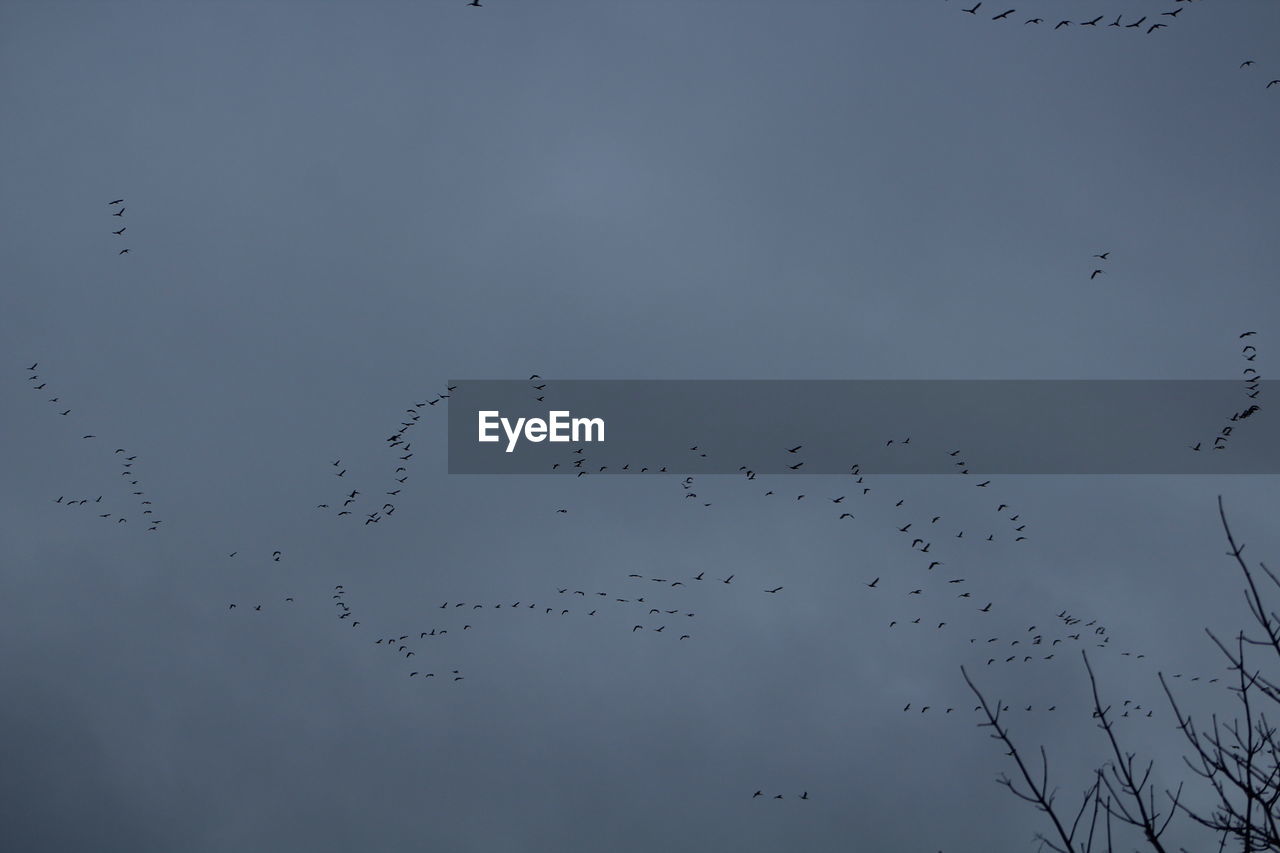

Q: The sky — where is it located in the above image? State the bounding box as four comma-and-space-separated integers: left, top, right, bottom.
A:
2, 1, 1280, 850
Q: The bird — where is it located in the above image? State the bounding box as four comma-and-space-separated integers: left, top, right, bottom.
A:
764, 587, 783, 594
1081, 15, 1103, 26
867, 577, 879, 588
1241, 60, 1255, 68
112, 228, 126, 235
1268, 80, 1280, 89
1054, 20, 1070, 29
118, 249, 130, 255
1148, 23, 1167, 33
108, 199, 124, 205
112, 208, 125, 216
992, 9, 1013, 20
1090, 269, 1104, 279
962, 3, 980, 14
468, 0, 481, 5
1093, 252, 1109, 260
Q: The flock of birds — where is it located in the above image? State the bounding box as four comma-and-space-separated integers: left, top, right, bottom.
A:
209, 357, 1252, 729
26, 360, 164, 531
949, 0, 1201, 34
16, 200, 1268, 808
22, 322, 1261, 800
947, 1, 1280, 88
108, 199, 130, 255
1192, 330, 1263, 453
312, 387, 453, 528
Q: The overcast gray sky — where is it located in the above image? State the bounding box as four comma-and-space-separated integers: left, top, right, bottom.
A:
3, 1, 1280, 851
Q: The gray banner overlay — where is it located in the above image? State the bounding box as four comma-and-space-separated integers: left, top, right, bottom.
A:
447, 381, 1273, 474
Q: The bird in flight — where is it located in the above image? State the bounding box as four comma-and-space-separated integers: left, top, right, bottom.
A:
764, 586, 783, 594
1268, 80, 1280, 89
962, 3, 981, 14
113, 228, 126, 235
119, 249, 130, 255
1093, 252, 1109, 260
992, 9, 1013, 20
1090, 269, 1104, 279
1241, 60, 1255, 68
112, 208, 125, 216
867, 577, 879, 588
108, 199, 123, 205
